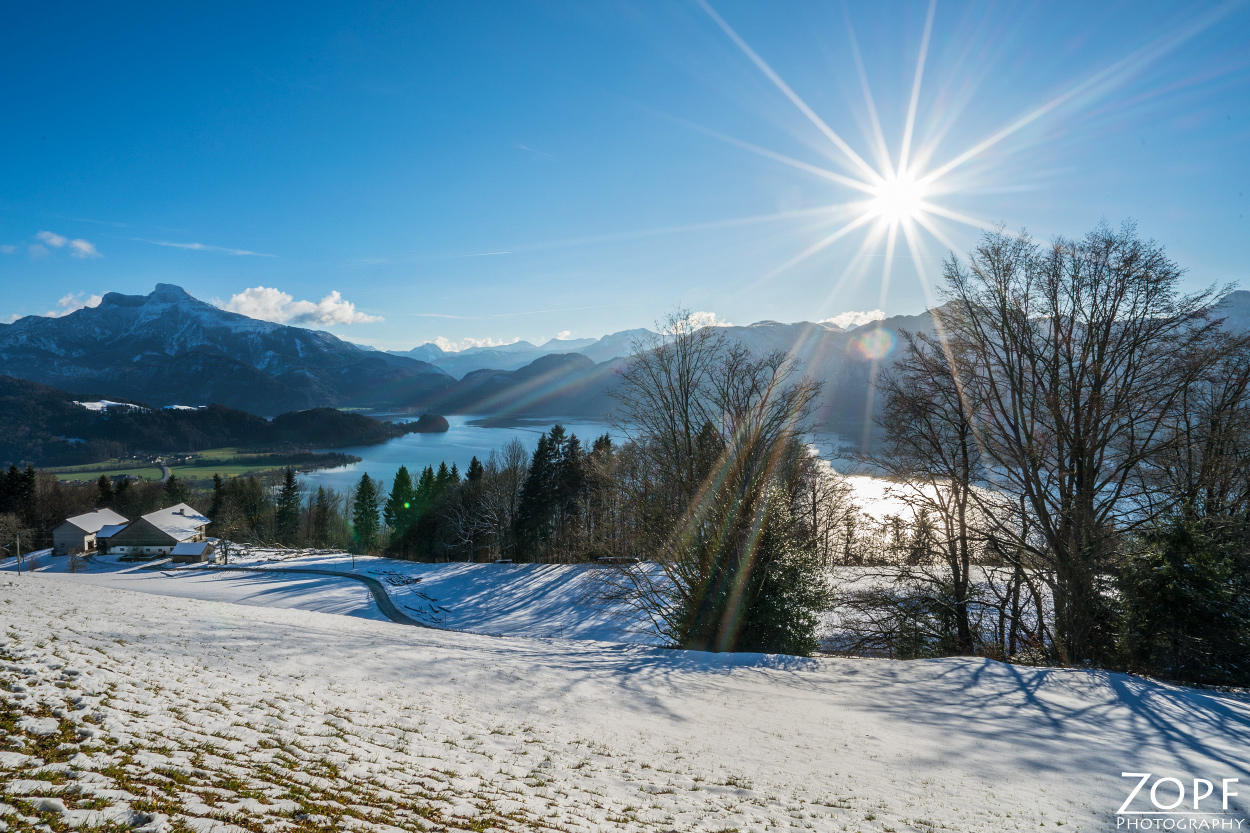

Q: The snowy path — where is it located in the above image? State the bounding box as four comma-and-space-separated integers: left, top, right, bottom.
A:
204, 564, 430, 626
2, 575, 1247, 831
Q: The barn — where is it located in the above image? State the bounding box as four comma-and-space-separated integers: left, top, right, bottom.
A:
106, 503, 211, 558
52, 509, 129, 556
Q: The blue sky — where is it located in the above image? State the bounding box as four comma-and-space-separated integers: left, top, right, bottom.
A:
2, 1, 1247, 350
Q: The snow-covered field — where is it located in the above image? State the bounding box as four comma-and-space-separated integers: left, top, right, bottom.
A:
3, 566, 1249, 831
5, 548, 656, 642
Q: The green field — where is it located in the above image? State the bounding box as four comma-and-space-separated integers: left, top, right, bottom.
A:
51, 463, 164, 482
52, 447, 322, 483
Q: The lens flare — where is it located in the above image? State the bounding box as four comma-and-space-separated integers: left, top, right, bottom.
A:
853, 329, 894, 361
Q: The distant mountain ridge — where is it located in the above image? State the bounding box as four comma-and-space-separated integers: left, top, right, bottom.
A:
4, 284, 1243, 431
0, 284, 453, 416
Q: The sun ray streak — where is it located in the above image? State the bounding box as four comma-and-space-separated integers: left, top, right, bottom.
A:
898, 0, 937, 177
859, 222, 902, 446
697, 0, 884, 185
675, 119, 879, 194
824, 223, 889, 303
842, 6, 894, 177
760, 211, 878, 283
911, 212, 962, 254
920, 3, 1233, 186
900, 219, 940, 312
916, 201, 994, 231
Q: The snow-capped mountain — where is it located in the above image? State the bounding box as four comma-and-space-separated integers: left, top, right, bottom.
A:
0, 284, 453, 415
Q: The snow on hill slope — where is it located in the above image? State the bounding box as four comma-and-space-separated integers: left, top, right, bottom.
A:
7, 549, 654, 642
2, 576, 1246, 832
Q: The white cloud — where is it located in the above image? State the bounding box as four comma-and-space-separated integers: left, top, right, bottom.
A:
688, 311, 732, 329
553, 330, 573, 340
35, 230, 68, 248
3, 313, 20, 324
820, 309, 885, 330
222, 286, 382, 326
430, 336, 522, 353
137, 238, 274, 257
44, 292, 103, 318
69, 239, 101, 258
0, 244, 17, 254
32, 231, 101, 259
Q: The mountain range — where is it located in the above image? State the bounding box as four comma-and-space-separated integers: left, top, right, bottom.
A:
2, 284, 1246, 430
0, 284, 452, 416
388, 329, 652, 377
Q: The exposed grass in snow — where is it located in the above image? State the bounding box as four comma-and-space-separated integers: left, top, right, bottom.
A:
3, 575, 1248, 831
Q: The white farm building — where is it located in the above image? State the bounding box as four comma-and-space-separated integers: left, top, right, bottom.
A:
52, 509, 129, 556
105, 503, 211, 557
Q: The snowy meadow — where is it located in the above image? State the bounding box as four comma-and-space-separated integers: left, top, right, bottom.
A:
2, 564, 1248, 831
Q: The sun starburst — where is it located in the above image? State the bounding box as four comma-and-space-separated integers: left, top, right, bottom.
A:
693, 0, 1228, 321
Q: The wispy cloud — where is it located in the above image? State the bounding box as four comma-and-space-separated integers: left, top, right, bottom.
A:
44, 292, 103, 318
514, 144, 556, 161
31, 230, 101, 259
0, 245, 17, 255
820, 309, 885, 330
221, 286, 381, 326
134, 238, 275, 257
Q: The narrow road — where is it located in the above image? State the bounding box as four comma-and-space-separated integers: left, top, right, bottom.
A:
202, 565, 430, 627
158, 463, 171, 484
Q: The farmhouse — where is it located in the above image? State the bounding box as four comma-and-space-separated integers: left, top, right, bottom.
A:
52, 509, 129, 556
107, 503, 211, 557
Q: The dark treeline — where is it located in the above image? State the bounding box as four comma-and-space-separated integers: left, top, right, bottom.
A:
0, 373, 426, 467
840, 222, 1250, 687
0, 464, 207, 551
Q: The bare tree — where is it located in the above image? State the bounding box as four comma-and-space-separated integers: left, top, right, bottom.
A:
867, 328, 985, 653
940, 222, 1227, 664
603, 311, 825, 652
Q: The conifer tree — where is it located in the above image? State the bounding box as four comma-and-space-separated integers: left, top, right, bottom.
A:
209, 474, 225, 519
466, 456, 485, 483
96, 475, 115, 508
515, 431, 558, 561
415, 466, 436, 514
164, 473, 189, 505
351, 473, 382, 552
434, 462, 453, 499
383, 466, 417, 535
310, 486, 331, 548
275, 468, 302, 545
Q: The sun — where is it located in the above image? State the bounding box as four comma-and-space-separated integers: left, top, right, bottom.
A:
868, 172, 928, 226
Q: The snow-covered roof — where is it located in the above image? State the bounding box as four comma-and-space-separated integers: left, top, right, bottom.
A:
97, 523, 128, 539
62, 508, 128, 535
171, 541, 212, 555
73, 400, 146, 412
141, 504, 210, 541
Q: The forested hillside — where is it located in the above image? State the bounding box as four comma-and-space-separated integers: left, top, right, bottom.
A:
0, 375, 418, 466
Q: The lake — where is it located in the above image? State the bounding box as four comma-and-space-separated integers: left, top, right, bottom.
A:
301, 415, 896, 516
301, 415, 615, 494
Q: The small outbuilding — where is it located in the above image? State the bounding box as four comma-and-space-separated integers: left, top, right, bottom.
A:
170, 540, 215, 563
52, 509, 129, 556
107, 503, 211, 558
